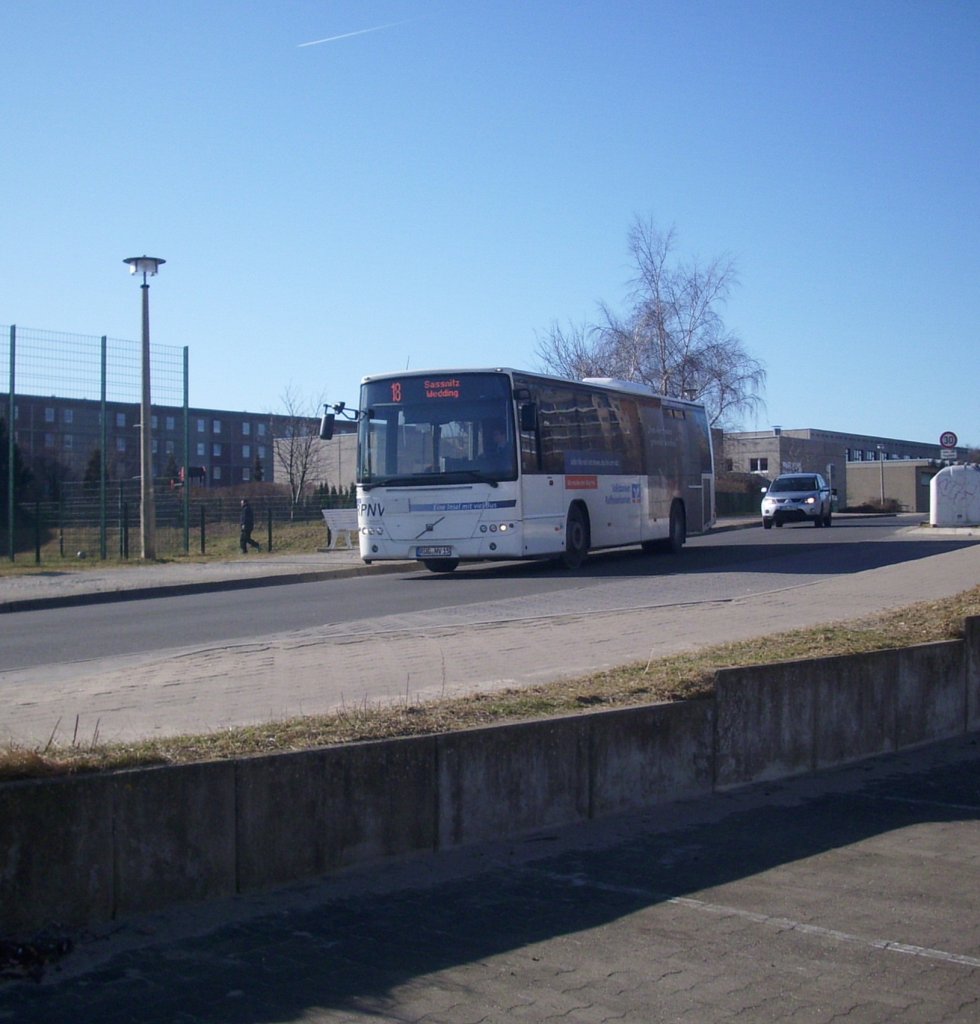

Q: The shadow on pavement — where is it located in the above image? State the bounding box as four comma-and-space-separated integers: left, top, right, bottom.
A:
4, 739, 977, 1023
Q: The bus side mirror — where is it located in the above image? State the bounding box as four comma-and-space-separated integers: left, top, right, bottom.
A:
519, 402, 537, 432
319, 412, 335, 440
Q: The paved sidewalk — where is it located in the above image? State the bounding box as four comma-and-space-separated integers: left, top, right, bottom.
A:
0, 549, 397, 613
2, 736, 978, 1023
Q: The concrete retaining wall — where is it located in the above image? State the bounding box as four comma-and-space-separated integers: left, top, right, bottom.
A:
2, 616, 978, 935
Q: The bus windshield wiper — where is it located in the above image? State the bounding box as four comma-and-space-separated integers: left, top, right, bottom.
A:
371, 472, 499, 488
451, 470, 499, 487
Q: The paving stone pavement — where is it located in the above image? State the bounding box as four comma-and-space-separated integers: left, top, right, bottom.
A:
2, 736, 978, 1023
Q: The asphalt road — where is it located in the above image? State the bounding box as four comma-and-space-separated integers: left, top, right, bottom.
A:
1, 517, 979, 745
2, 735, 977, 1023
1, 515, 974, 670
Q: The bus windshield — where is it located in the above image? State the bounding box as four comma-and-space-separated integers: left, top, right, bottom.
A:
358, 372, 516, 487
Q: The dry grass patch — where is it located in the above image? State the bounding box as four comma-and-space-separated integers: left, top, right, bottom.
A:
0, 520, 331, 576
3, 585, 978, 783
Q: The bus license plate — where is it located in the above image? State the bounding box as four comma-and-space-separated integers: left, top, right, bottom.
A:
416, 545, 453, 558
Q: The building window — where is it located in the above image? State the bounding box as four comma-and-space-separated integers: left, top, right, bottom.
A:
257, 423, 267, 437
242, 444, 251, 459
197, 442, 205, 457
212, 466, 222, 481
151, 415, 158, 429
197, 418, 206, 433
165, 440, 175, 454
44, 432, 55, 448
116, 412, 126, 428
242, 422, 251, 437
152, 439, 159, 454
64, 409, 74, 424
117, 437, 126, 453
258, 445, 266, 459
750, 457, 769, 472
213, 419, 222, 434
166, 416, 175, 431
242, 467, 251, 482
45, 407, 55, 423
64, 434, 73, 450
213, 443, 222, 457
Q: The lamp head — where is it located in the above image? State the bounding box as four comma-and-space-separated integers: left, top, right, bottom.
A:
124, 256, 166, 278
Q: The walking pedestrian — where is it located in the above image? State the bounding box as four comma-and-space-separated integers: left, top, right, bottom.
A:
240, 498, 261, 553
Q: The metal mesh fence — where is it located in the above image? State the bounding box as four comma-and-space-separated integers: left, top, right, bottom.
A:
2, 324, 185, 406
4, 323, 189, 560
13, 491, 342, 562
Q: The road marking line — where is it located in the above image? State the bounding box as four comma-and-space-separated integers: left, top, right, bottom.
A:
533, 870, 980, 969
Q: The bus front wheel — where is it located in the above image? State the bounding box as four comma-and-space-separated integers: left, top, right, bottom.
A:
560, 505, 589, 569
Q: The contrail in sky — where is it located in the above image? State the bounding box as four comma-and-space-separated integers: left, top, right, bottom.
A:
298, 21, 410, 48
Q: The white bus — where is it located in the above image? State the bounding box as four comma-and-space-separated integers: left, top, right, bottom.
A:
321, 368, 715, 572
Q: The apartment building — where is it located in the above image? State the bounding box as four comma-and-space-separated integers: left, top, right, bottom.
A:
8, 393, 317, 491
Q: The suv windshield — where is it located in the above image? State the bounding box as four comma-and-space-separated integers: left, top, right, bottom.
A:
769, 475, 820, 493
358, 372, 516, 487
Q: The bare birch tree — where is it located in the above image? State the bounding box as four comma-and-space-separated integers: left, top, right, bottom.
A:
273, 385, 325, 513
536, 218, 766, 428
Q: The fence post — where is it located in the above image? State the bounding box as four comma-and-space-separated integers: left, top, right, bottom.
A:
6, 326, 14, 562
199, 503, 206, 555
122, 502, 129, 559
182, 345, 190, 555
267, 507, 272, 553
100, 335, 107, 560
34, 501, 40, 564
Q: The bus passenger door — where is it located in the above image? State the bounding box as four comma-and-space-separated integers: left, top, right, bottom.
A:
517, 408, 565, 556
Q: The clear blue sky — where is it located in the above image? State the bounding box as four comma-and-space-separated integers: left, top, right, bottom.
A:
2, 1, 977, 446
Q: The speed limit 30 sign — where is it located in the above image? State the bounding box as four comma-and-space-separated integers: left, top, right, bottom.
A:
940, 431, 958, 449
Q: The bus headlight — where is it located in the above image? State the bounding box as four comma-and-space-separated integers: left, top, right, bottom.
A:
480, 523, 513, 534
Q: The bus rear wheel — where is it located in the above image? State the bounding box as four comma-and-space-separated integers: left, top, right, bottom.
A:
643, 502, 686, 555
422, 558, 459, 573
560, 505, 589, 569
666, 502, 686, 553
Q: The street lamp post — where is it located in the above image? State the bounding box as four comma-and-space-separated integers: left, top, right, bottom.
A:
124, 256, 165, 560
876, 443, 885, 504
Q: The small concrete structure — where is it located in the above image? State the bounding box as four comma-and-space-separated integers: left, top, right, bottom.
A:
930, 464, 980, 527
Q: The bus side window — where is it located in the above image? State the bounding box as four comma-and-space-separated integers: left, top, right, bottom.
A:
518, 401, 542, 474
519, 402, 537, 432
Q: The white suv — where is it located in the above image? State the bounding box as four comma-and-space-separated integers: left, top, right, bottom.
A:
761, 473, 832, 529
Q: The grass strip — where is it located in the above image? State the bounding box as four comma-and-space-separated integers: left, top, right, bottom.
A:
3, 584, 978, 782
